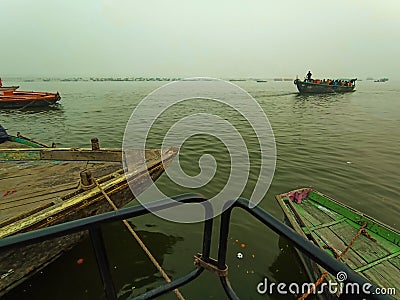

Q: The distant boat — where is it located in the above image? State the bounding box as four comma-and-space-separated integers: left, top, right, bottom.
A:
0, 90, 61, 109
0, 86, 19, 92
294, 78, 357, 94
374, 78, 389, 83
256, 80, 267, 83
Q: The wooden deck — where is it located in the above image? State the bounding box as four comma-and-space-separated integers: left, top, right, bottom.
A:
0, 145, 178, 297
0, 159, 121, 227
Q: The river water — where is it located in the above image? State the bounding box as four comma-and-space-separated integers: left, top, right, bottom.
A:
1, 79, 399, 299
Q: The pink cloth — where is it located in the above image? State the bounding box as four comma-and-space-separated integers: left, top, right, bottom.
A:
282, 188, 311, 204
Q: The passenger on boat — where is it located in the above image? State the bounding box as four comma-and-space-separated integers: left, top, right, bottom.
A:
306, 71, 312, 81
0, 78, 2, 87
0, 124, 9, 144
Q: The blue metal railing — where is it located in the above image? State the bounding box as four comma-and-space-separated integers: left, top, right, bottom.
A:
0, 194, 392, 300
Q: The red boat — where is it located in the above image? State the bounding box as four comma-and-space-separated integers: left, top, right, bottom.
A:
0, 90, 61, 108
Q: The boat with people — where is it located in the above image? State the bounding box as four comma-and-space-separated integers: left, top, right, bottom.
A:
0, 132, 178, 297
374, 78, 389, 83
276, 188, 400, 299
294, 71, 357, 94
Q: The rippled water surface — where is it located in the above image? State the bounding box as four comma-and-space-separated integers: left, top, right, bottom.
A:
1, 79, 399, 299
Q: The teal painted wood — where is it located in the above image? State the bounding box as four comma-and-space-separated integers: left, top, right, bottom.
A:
8, 136, 44, 148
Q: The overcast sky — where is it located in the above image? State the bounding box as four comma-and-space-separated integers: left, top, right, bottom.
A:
1, 0, 399, 79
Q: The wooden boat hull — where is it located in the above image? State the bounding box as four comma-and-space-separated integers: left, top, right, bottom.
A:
0, 147, 178, 296
294, 79, 355, 94
276, 188, 400, 299
0, 136, 48, 148
0, 91, 61, 108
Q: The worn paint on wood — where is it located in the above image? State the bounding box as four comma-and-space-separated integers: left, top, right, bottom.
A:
0, 145, 178, 297
276, 188, 400, 299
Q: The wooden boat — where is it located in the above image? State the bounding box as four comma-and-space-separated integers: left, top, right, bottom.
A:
0, 90, 61, 108
0, 133, 52, 149
0, 125, 52, 148
0, 86, 19, 92
374, 78, 389, 83
0, 143, 178, 297
294, 78, 356, 94
276, 188, 400, 299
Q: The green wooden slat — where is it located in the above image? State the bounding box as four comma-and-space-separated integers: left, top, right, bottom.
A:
307, 191, 400, 246
388, 255, 400, 269
310, 218, 346, 231
355, 251, 400, 272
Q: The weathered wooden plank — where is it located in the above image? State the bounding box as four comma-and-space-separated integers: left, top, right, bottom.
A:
289, 201, 323, 227
0, 160, 122, 226
362, 268, 392, 290
41, 149, 122, 162
0, 148, 162, 163
362, 260, 400, 289
330, 222, 389, 264
308, 201, 343, 221
313, 227, 366, 269
388, 255, 400, 269
0, 148, 122, 162
1, 182, 77, 205
0, 202, 54, 227
301, 200, 336, 224
310, 218, 346, 231
354, 251, 400, 273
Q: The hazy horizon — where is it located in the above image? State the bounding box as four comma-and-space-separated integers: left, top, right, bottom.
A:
1, 1, 399, 80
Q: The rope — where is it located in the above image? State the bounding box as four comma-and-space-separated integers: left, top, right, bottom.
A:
299, 222, 371, 300
18, 100, 36, 110
91, 175, 185, 300
322, 245, 339, 259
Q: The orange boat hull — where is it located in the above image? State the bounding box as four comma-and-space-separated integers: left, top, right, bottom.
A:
0, 91, 61, 109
